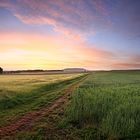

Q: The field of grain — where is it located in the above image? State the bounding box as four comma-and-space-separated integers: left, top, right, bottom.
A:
64, 70, 140, 139
0, 71, 140, 140
0, 73, 82, 94
0, 73, 83, 126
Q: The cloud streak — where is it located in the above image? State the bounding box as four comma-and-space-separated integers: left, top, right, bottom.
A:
0, 0, 140, 37
0, 0, 112, 37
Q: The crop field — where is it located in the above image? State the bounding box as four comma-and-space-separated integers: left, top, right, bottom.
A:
64, 70, 140, 140
0, 73, 84, 126
0, 73, 82, 94
0, 71, 140, 140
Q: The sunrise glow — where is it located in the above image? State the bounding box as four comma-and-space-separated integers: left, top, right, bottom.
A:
0, 0, 140, 70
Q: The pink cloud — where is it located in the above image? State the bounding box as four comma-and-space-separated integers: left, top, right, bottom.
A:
0, 0, 109, 37
112, 63, 140, 69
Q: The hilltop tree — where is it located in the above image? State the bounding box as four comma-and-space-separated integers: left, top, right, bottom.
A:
0, 67, 3, 74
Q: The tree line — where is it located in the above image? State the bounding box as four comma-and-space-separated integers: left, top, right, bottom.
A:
0, 67, 3, 74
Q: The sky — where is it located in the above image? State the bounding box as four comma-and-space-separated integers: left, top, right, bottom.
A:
0, 0, 140, 70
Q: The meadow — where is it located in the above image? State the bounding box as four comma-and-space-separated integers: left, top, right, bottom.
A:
64, 70, 140, 140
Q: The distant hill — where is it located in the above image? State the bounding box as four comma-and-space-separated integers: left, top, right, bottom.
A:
63, 68, 87, 72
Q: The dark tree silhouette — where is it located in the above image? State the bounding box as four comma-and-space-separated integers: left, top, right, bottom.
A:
0, 67, 3, 74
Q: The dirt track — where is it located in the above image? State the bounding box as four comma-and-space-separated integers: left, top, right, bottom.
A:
0, 77, 86, 139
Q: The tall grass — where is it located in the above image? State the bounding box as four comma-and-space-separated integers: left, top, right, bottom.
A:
65, 71, 140, 139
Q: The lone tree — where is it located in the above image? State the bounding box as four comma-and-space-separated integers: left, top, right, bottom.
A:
0, 67, 3, 74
